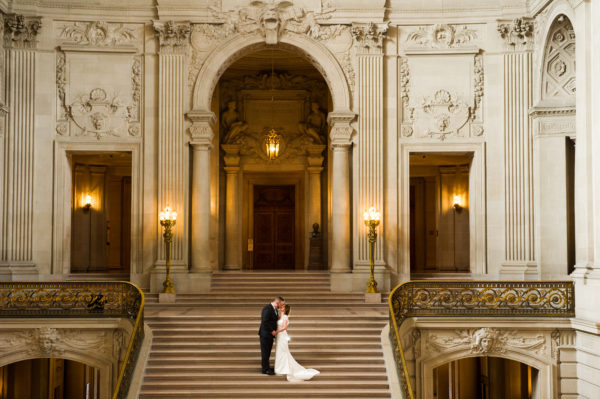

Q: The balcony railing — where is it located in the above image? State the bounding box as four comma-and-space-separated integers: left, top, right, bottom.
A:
388, 280, 575, 399
0, 281, 144, 399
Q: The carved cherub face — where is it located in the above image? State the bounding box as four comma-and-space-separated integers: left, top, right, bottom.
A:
91, 112, 107, 130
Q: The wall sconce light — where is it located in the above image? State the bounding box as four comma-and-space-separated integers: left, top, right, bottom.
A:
83, 195, 92, 211
453, 195, 463, 213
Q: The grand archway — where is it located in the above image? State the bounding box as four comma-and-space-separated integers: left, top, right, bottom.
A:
187, 32, 355, 274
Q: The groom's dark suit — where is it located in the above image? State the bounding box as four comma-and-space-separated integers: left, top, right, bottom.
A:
258, 303, 278, 373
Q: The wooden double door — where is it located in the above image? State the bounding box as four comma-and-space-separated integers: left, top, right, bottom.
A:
253, 185, 295, 270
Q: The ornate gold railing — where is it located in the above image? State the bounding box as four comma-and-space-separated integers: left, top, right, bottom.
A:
0, 281, 144, 399
388, 280, 575, 399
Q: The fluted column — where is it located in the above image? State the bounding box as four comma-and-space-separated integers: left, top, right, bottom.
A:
328, 113, 354, 273
497, 19, 537, 277
222, 145, 241, 270
188, 112, 215, 273
351, 23, 388, 268
0, 14, 41, 278
153, 21, 191, 271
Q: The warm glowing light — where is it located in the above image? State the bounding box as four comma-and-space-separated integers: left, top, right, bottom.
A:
83, 194, 92, 210
453, 195, 462, 207
160, 206, 177, 222
265, 129, 280, 160
363, 206, 381, 222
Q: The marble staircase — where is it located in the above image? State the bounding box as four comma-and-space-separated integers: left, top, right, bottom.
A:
139, 272, 391, 398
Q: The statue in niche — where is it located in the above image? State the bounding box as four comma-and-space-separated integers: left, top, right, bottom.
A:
221, 100, 248, 144
298, 102, 326, 144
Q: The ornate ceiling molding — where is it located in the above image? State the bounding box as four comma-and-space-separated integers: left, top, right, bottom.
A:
4, 14, 41, 49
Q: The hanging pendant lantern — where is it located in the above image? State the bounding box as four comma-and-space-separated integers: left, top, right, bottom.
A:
265, 128, 280, 160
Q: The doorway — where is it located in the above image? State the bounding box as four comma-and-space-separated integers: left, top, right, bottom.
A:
70, 152, 132, 275
433, 357, 538, 399
409, 152, 473, 274
0, 358, 100, 399
253, 185, 295, 270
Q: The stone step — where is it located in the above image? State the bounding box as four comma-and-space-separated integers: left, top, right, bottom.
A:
150, 342, 382, 350
139, 389, 391, 399
142, 370, 387, 379
144, 364, 387, 373
150, 328, 383, 336
149, 333, 381, 341
146, 357, 385, 366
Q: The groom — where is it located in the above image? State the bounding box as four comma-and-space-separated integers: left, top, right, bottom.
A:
258, 296, 284, 375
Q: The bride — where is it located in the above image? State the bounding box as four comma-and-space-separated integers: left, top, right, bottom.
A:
274, 303, 320, 382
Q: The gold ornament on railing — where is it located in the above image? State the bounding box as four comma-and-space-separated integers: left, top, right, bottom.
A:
265, 128, 280, 160
0, 281, 145, 399
363, 206, 380, 293
387, 280, 575, 399
159, 206, 177, 294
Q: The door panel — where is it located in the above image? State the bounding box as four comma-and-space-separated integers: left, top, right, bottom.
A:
253, 185, 295, 270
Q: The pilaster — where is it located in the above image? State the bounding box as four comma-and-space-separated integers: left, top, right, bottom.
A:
351, 22, 388, 273
497, 18, 538, 278
152, 21, 191, 272
0, 14, 40, 279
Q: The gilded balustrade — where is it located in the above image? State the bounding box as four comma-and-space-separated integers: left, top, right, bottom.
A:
0, 281, 144, 399
388, 280, 575, 399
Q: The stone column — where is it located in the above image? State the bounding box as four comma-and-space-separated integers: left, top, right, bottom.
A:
222, 144, 241, 270
328, 113, 354, 290
0, 14, 41, 279
188, 112, 215, 276
497, 19, 538, 278
351, 23, 388, 270
151, 21, 195, 291
306, 145, 326, 229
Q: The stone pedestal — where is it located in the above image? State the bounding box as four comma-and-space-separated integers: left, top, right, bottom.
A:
364, 292, 381, 304
158, 293, 176, 303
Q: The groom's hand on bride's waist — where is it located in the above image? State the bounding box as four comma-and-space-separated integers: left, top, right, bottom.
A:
272, 331, 277, 336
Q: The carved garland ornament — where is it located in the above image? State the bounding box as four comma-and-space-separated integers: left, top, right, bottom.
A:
427, 327, 547, 356
406, 24, 477, 49
59, 21, 137, 47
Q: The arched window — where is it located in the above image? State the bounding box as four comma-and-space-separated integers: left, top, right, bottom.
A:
542, 15, 576, 99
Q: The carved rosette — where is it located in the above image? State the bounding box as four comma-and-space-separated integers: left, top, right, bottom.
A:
497, 18, 534, 50
4, 14, 41, 49
351, 22, 389, 54
153, 21, 191, 54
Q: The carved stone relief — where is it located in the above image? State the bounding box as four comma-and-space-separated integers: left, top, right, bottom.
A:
56, 52, 143, 139
4, 14, 41, 49
426, 328, 547, 357
405, 24, 478, 50
351, 22, 389, 54
153, 21, 191, 54
541, 15, 575, 99
58, 21, 137, 48
497, 18, 534, 50
188, 3, 355, 95
219, 71, 329, 162
400, 53, 484, 140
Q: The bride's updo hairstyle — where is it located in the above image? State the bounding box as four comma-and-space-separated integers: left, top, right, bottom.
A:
285, 304, 291, 315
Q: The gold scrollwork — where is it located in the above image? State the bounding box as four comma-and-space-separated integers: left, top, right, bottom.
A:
388, 280, 575, 399
0, 281, 144, 399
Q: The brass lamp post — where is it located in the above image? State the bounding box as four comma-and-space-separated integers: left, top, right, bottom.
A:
364, 206, 380, 293
159, 206, 177, 294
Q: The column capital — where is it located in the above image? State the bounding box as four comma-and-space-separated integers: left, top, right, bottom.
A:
497, 18, 534, 51
307, 166, 324, 174
153, 20, 191, 54
188, 110, 216, 147
222, 144, 241, 167
4, 14, 41, 49
328, 111, 355, 148
351, 22, 389, 54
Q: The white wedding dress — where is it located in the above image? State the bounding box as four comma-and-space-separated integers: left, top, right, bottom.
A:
274, 315, 320, 382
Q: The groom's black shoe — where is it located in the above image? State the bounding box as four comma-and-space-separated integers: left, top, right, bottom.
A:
262, 369, 275, 375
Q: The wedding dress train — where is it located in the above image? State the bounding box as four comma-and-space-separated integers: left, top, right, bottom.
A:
274, 315, 320, 382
